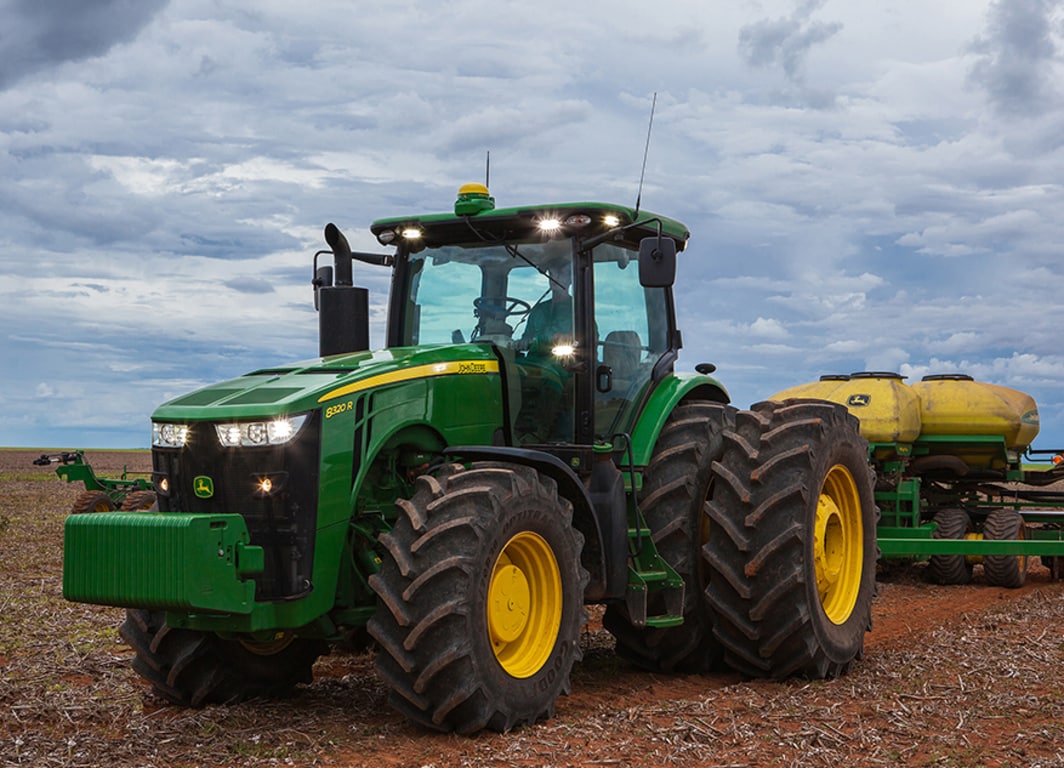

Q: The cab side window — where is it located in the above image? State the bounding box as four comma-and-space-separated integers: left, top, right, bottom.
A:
593, 244, 668, 437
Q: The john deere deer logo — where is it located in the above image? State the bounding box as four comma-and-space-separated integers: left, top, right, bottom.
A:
847, 394, 871, 407
194, 475, 215, 499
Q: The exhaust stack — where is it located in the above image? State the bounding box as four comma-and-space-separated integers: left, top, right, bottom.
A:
317, 223, 369, 357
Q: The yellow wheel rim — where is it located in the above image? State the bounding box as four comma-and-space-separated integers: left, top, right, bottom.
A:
814, 465, 864, 625
965, 532, 983, 565
487, 531, 562, 678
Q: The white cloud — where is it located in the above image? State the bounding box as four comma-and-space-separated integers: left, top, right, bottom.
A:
824, 340, 865, 354
4, 0, 1064, 449
930, 331, 984, 355
865, 346, 911, 373
749, 317, 789, 339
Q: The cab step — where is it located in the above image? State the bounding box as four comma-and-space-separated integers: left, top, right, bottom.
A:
625, 522, 685, 628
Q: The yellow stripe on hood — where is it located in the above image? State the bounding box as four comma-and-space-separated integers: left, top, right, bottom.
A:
317, 359, 500, 403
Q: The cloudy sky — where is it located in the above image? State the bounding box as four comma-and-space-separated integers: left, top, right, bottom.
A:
3, 0, 1064, 452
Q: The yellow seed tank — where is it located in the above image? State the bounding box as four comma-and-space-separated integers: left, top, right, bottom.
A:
769, 372, 1039, 451
911, 374, 1039, 450
769, 372, 922, 443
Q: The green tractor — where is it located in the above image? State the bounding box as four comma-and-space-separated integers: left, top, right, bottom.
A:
63, 184, 878, 732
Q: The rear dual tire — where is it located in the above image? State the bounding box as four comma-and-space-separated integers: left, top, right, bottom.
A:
927, 508, 1028, 588
705, 399, 878, 678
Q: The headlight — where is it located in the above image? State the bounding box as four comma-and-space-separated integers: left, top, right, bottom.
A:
152, 422, 190, 448
215, 414, 308, 447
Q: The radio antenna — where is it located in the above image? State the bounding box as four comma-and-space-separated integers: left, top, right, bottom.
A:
485, 150, 491, 188
634, 92, 657, 216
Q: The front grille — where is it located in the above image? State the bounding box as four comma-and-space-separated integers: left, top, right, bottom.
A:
153, 412, 322, 601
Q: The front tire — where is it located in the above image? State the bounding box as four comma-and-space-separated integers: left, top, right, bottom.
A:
368, 463, 588, 734
603, 401, 734, 672
704, 399, 877, 679
119, 609, 325, 705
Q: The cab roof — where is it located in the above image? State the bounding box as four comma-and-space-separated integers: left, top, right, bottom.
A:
369, 187, 690, 252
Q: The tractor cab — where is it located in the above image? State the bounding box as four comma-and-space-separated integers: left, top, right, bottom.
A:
364, 184, 689, 458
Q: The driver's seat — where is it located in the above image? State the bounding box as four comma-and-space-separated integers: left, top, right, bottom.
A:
475, 316, 514, 344
602, 330, 641, 391
474, 296, 517, 346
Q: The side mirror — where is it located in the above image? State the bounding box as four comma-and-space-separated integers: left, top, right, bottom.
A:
638, 236, 676, 288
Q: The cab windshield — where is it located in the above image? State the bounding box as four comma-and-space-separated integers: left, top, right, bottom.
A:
398, 239, 573, 349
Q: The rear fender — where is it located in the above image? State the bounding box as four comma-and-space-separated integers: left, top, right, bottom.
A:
628, 373, 729, 467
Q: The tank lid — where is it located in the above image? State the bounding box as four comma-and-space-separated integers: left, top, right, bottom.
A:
850, 371, 905, 380
921, 373, 975, 382
819, 374, 850, 381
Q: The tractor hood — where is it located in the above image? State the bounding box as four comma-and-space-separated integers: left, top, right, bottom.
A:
152, 344, 501, 423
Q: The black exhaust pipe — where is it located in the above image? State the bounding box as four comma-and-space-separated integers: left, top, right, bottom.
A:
324, 223, 353, 286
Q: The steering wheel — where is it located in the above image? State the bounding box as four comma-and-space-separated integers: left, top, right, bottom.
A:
473, 296, 532, 320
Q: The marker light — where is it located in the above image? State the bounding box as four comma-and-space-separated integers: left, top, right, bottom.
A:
377, 229, 397, 245
253, 471, 289, 497
215, 414, 308, 447
564, 214, 592, 228
538, 218, 562, 233
603, 214, 621, 227
401, 227, 423, 240
153, 423, 190, 448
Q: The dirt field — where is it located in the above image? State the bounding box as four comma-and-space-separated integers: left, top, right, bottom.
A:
3, 448, 1064, 767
